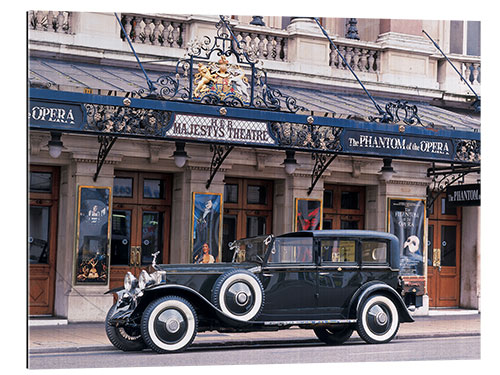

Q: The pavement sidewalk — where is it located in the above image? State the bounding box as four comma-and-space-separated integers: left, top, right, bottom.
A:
28, 313, 480, 354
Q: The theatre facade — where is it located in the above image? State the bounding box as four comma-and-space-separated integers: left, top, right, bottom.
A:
28, 13, 480, 321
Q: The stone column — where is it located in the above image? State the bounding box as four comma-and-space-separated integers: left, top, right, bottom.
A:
64, 153, 120, 322
169, 166, 225, 264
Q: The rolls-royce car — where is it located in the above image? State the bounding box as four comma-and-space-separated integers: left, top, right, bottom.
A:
105, 230, 415, 353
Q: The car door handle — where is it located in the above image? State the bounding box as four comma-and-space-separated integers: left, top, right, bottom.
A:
262, 273, 272, 277
319, 272, 329, 276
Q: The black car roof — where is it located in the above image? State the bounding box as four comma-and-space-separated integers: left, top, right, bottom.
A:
277, 230, 398, 241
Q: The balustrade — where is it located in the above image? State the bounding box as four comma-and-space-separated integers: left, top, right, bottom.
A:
232, 29, 288, 62
28, 11, 71, 33
330, 42, 379, 73
120, 14, 185, 48
463, 61, 481, 85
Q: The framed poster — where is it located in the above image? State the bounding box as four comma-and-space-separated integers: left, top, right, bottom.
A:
387, 198, 426, 276
74, 186, 111, 284
295, 198, 322, 231
191, 192, 222, 263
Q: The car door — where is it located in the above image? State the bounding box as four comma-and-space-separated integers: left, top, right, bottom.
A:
258, 236, 319, 320
316, 237, 360, 318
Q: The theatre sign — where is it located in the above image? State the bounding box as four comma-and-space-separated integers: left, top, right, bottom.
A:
28, 87, 480, 167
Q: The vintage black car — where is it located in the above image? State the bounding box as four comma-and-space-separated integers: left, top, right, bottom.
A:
105, 230, 415, 353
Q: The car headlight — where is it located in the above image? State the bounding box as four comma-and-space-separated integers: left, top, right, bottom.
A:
124, 272, 137, 291
138, 270, 153, 290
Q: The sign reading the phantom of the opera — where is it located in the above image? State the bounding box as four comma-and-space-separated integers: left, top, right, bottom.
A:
446, 184, 480, 207
166, 114, 274, 145
342, 130, 455, 162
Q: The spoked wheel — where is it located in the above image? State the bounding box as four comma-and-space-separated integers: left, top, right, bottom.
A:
313, 325, 354, 345
105, 305, 146, 351
141, 296, 198, 354
356, 295, 400, 344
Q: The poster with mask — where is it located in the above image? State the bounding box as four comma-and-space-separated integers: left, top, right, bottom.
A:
191, 192, 222, 264
295, 198, 322, 231
75, 186, 111, 284
387, 198, 425, 276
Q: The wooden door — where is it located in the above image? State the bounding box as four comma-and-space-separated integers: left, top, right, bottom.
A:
29, 165, 59, 315
427, 220, 461, 307
222, 178, 273, 262
109, 172, 171, 290
427, 194, 462, 307
323, 184, 365, 230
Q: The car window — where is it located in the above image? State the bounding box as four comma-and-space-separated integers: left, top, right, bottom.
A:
321, 239, 356, 263
269, 237, 313, 263
361, 240, 388, 264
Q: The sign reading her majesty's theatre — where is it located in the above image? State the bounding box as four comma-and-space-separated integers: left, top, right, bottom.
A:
166, 114, 274, 145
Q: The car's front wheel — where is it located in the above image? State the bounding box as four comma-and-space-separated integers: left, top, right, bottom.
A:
313, 325, 354, 345
105, 305, 146, 351
356, 294, 400, 344
141, 296, 198, 354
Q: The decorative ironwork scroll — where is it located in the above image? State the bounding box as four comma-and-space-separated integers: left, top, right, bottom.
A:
206, 144, 234, 189
94, 135, 117, 182
269, 122, 343, 152
132, 15, 307, 113
371, 100, 427, 127
426, 164, 480, 215
455, 139, 480, 163
84, 103, 173, 180
307, 152, 338, 195
84, 104, 172, 136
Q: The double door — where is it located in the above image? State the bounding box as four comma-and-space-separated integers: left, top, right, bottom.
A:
427, 194, 461, 307
323, 185, 365, 230
29, 165, 59, 315
222, 178, 273, 262
109, 172, 171, 290
427, 221, 461, 307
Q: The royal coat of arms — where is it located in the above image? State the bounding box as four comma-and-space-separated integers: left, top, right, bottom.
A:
193, 56, 250, 105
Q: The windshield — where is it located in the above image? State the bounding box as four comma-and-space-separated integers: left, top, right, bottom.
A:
231, 235, 273, 263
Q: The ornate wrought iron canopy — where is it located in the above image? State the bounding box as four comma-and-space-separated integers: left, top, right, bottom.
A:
28, 15, 480, 191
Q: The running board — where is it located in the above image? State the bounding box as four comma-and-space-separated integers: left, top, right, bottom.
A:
263, 319, 357, 326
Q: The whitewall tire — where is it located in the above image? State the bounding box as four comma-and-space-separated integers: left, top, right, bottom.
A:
211, 270, 264, 321
356, 295, 400, 344
141, 296, 198, 353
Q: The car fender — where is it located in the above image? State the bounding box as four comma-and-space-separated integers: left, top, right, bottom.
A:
348, 281, 414, 323
139, 284, 255, 327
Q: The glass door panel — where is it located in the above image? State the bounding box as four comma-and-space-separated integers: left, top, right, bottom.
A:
110, 210, 132, 266
441, 225, 457, 267
141, 211, 163, 265
246, 216, 267, 237
29, 206, 51, 264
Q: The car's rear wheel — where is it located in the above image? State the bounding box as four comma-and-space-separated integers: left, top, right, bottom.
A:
313, 325, 354, 345
141, 296, 198, 354
105, 305, 146, 351
356, 294, 400, 344
211, 270, 264, 321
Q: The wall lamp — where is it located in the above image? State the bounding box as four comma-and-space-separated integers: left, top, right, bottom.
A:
172, 142, 189, 168
48, 132, 64, 158
283, 150, 299, 175
379, 158, 396, 181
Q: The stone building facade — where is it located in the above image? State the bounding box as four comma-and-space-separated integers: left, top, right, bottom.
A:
28, 13, 480, 321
